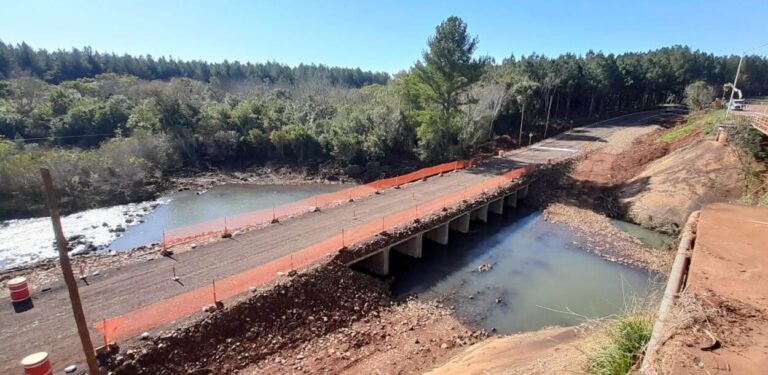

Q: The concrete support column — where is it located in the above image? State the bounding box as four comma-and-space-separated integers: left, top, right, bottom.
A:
505, 191, 518, 207
354, 248, 390, 275
449, 213, 470, 233
470, 204, 488, 223
488, 198, 504, 215
425, 223, 449, 245
517, 185, 529, 200
392, 234, 423, 258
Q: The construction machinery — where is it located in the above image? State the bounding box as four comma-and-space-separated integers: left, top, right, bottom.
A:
724, 83, 745, 110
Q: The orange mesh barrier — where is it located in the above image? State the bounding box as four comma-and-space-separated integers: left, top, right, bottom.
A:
163, 159, 481, 247
95, 163, 531, 342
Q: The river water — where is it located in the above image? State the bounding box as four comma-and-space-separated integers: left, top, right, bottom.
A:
0, 183, 346, 269
391, 206, 663, 334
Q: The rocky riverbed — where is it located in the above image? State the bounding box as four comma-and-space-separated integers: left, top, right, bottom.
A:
0, 198, 165, 270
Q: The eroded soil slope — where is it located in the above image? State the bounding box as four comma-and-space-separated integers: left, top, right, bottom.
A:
621, 141, 744, 233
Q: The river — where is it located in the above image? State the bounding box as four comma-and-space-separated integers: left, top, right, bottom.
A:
0, 183, 347, 270
390, 206, 663, 334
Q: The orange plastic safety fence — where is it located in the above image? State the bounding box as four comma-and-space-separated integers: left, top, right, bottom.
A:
95, 164, 531, 341
163, 159, 481, 247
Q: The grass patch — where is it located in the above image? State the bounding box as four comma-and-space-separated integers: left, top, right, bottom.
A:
658, 123, 696, 142
587, 314, 654, 375
658, 109, 725, 143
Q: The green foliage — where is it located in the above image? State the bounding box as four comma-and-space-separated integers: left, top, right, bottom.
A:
400, 16, 488, 162
588, 315, 653, 375
684, 81, 715, 110
0, 132, 175, 218
658, 123, 696, 143
658, 110, 725, 142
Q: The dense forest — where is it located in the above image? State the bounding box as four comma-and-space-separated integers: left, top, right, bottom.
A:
1, 16, 768, 218
0, 41, 390, 87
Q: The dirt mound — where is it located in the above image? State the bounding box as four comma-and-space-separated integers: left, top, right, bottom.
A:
243, 299, 486, 374
620, 141, 744, 233
109, 261, 391, 374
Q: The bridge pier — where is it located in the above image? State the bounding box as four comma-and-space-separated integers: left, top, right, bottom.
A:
425, 223, 449, 245
488, 198, 504, 215
517, 185, 529, 200
505, 191, 517, 207
470, 204, 488, 223
449, 213, 470, 233
392, 234, 423, 258
354, 248, 390, 275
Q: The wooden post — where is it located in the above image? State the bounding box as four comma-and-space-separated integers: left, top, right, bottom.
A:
212, 279, 217, 304
40, 168, 100, 375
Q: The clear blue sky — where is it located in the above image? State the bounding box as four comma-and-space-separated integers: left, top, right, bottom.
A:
2, 0, 767, 73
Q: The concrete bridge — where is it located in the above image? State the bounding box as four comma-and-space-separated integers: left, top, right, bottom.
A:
351, 185, 529, 275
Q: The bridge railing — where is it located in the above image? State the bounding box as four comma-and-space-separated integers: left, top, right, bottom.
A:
732, 110, 768, 136
163, 158, 481, 248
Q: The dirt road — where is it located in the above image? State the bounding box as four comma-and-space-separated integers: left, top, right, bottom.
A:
654, 203, 768, 374
0, 110, 667, 373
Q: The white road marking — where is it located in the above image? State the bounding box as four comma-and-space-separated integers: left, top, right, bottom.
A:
530, 146, 579, 153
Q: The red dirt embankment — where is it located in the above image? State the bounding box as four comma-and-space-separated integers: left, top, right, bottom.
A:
109, 261, 486, 375
651, 203, 768, 374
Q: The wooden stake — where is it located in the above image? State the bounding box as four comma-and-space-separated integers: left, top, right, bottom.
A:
40, 168, 100, 375
212, 280, 217, 304
102, 318, 108, 347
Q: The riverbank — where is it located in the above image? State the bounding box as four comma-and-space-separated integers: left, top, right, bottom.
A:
542, 203, 672, 274
169, 163, 357, 192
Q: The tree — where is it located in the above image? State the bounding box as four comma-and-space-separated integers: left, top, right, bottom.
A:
683, 81, 715, 111
401, 16, 488, 161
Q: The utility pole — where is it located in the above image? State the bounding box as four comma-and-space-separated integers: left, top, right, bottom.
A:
544, 92, 554, 139
40, 168, 100, 374
518, 102, 526, 146
724, 54, 744, 121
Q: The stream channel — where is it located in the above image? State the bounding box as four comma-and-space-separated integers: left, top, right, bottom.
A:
390, 205, 666, 334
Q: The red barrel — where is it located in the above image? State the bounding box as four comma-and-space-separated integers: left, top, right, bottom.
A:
8, 277, 31, 303
21, 352, 52, 375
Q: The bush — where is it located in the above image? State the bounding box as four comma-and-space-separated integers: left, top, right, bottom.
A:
683, 81, 715, 111
588, 315, 653, 374
0, 132, 175, 219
